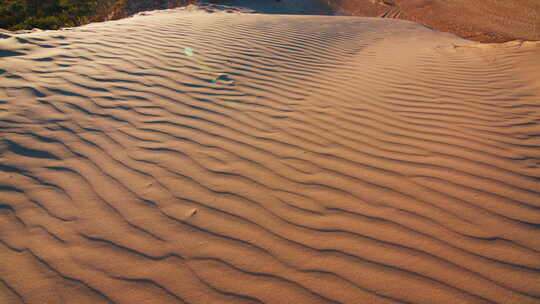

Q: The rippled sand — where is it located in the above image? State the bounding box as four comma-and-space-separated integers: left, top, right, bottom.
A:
1, 6, 540, 304
329, 0, 540, 42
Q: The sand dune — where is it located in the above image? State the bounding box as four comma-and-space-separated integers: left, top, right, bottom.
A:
329, 0, 540, 42
203, 0, 334, 14
1, 6, 540, 304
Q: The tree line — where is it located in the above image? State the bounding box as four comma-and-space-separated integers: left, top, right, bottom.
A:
0, 0, 189, 30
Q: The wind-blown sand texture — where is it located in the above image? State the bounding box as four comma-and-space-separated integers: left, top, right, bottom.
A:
1, 6, 540, 304
328, 0, 540, 42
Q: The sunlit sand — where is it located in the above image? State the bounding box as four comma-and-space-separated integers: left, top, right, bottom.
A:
1, 2, 539, 303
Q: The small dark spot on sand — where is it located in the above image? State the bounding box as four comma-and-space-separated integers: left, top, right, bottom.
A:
188, 208, 198, 217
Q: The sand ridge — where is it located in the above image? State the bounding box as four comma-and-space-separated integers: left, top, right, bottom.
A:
1, 7, 540, 304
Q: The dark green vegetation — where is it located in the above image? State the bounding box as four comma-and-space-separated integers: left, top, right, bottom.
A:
0, 0, 190, 30
1, 0, 114, 30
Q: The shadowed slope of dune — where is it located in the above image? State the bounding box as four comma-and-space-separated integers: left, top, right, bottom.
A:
328, 0, 540, 42
1, 7, 540, 304
202, 0, 335, 14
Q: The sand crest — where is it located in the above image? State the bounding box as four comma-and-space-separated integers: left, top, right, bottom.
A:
1, 6, 540, 304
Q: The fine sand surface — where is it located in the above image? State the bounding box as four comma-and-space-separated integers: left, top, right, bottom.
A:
329, 0, 540, 42
1, 5, 540, 304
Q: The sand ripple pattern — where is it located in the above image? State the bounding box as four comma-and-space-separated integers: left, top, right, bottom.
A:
1, 10, 540, 304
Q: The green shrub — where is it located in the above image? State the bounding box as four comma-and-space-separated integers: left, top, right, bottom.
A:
0, 0, 189, 30
21, 15, 62, 30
